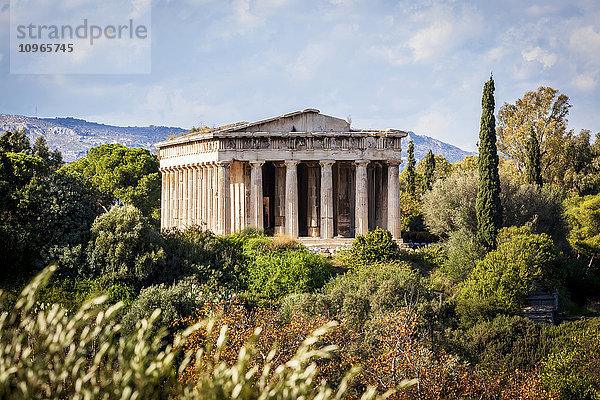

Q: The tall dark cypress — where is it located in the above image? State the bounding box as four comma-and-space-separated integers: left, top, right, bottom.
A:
476, 76, 502, 249
423, 149, 436, 190
525, 125, 543, 186
406, 140, 416, 196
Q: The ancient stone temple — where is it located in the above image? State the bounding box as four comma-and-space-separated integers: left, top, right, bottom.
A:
155, 109, 407, 241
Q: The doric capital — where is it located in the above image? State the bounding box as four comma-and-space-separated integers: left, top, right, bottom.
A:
284, 160, 299, 167
249, 160, 265, 168
387, 160, 402, 167
216, 160, 231, 168
355, 159, 370, 167
319, 160, 335, 167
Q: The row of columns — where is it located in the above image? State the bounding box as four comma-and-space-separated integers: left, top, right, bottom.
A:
161, 159, 402, 239
249, 159, 401, 239
160, 161, 231, 234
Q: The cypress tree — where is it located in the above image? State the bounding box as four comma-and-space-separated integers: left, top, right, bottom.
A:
423, 149, 436, 190
525, 125, 543, 186
406, 140, 416, 196
476, 76, 502, 249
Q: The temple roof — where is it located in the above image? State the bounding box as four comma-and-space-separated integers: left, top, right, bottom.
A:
155, 109, 407, 148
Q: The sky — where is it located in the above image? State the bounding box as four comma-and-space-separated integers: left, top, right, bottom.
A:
1, 0, 599, 151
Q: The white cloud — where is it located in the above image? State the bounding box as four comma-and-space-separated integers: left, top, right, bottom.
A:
568, 26, 600, 91
521, 46, 557, 68
407, 4, 484, 63
572, 74, 597, 91
287, 41, 333, 80
569, 25, 600, 55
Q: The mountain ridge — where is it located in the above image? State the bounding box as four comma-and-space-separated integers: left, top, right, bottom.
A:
0, 114, 475, 163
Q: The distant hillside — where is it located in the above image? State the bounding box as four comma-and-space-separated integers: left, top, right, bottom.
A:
0, 114, 475, 164
403, 131, 475, 166
0, 114, 188, 162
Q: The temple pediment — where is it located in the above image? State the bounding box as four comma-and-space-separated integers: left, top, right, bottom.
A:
224, 109, 351, 133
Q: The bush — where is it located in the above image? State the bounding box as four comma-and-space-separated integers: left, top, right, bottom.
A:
337, 228, 399, 267
87, 205, 166, 284
541, 317, 600, 399
121, 278, 203, 335
292, 262, 423, 329
36, 274, 135, 311
443, 315, 550, 374
163, 226, 247, 290
457, 226, 561, 324
442, 229, 487, 283
244, 236, 331, 303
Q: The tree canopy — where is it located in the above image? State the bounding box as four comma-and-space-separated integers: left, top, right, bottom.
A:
497, 86, 571, 185
62, 144, 161, 222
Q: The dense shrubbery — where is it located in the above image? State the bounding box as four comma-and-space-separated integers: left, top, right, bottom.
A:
290, 262, 422, 329
87, 205, 167, 284
422, 168, 568, 247
243, 235, 332, 303
2, 267, 383, 400
457, 227, 560, 323
457, 227, 561, 326
336, 228, 399, 267
121, 278, 204, 335
163, 226, 247, 290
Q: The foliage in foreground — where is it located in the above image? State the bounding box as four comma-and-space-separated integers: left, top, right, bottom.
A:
0, 266, 398, 400
179, 299, 553, 400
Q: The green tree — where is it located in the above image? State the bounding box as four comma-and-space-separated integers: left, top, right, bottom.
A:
564, 194, 600, 268
163, 226, 247, 290
457, 226, 560, 324
32, 135, 63, 171
406, 140, 416, 196
476, 76, 502, 249
422, 168, 568, 249
0, 129, 31, 154
525, 126, 543, 186
87, 205, 166, 284
62, 144, 160, 222
0, 152, 48, 278
422, 150, 436, 191
560, 130, 600, 196
497, 86, 571, 185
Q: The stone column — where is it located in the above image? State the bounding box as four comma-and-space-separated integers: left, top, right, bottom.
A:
175, 167, 181, 229
274, 163, 286, 235
191, 165, 197, 226
211, 163, 218, 232
217, 161, 231, 235
249, 160, 264, 230
169, 168, 176, 229
201, 164, 208, 229
355, 160, 369, 236
387, 160, 402, 239
187, 166, 193, 227
160, 169, 166, 230
306, 164, 320, 237
284, 160, 299, 238
182, 166, 189, 229
320, 160, 335, 239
